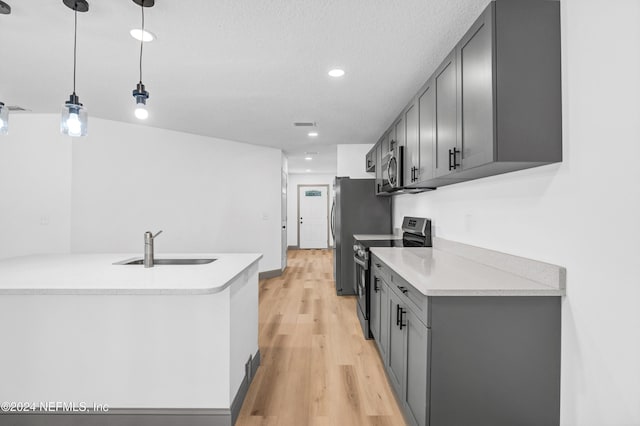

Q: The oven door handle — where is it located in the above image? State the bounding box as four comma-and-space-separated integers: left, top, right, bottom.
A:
353, 256, 368, 269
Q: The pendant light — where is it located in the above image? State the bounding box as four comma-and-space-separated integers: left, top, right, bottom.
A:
132, 0, 154, 120
0, 102, 8, 135
60, 0, 89, 137
0, 1, 11, 15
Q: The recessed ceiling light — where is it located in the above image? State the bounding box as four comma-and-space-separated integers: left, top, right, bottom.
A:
130, 28, 156, 42
306, 169, 311, 172
308, 131, 318, 137
328, 68, 345, 78
305, 156, 313, 161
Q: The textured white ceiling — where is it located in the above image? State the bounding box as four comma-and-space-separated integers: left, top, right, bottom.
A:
0, 0, 490, 172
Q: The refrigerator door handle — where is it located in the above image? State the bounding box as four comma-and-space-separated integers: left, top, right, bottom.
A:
330, 199, 336, 240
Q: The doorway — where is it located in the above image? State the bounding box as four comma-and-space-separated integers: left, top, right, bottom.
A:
297, 184, 330, 249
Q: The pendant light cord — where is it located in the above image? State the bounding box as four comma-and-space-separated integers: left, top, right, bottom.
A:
139, 4, 144, 83
73, 9, 78, 94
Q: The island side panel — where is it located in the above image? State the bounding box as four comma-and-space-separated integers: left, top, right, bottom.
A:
0, 292, 231, 409
229, 261, 260, 403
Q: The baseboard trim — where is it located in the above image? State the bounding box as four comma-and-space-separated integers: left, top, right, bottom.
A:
1, 349, 261, 426
287, 245, 299, 250
230, 349, 261, 424
258, 269, 282, 280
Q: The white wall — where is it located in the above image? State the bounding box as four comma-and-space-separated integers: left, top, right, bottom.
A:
287, 173, 335, 247
70, 118, 283, 271
337, 144, 374, 178
393, 1, 640, 424
0, 114, 283, 272
0, 114, 72, 259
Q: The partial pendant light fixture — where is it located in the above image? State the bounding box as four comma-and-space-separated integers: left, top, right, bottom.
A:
0, 1, 11, 15
60, 0, 89, 137
0, 102, 8, 135
132, 0, 154, 120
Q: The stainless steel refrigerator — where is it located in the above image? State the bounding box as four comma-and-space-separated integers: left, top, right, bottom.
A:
331, 177, 391, 295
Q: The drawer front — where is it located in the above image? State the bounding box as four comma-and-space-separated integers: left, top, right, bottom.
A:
388, 267, 430, 328
371, 255, 391, 284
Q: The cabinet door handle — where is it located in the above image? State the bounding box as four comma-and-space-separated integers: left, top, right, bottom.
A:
449, 148, 460, 171
396, 304, 401, 327
374, 277, 379, 292
375, 263, 381, 268
414, 167, 419, 181
397, 285, 408, 294
399, 308, 407, 330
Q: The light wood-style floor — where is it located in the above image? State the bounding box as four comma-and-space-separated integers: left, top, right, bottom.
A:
236, 249, 406, 426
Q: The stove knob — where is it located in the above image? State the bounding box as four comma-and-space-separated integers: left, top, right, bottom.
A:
353, 244, 360, 253
357, 249, 366, 258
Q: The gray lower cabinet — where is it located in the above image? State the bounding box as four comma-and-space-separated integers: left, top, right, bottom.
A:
377, 273, 390, 362
370, 273, 381, 341
386, 288, 405, 396
371, 254, 561, 426
404, 308, 430, 426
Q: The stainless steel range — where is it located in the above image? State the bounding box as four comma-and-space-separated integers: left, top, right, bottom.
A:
353, 216, 432, 339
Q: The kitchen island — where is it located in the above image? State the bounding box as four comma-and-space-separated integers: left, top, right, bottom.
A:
0, 253, 261, 426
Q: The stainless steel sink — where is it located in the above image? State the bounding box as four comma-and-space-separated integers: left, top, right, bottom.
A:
115, 258, 216, 265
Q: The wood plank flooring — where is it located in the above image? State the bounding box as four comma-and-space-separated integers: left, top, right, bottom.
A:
237, 249, 406, 426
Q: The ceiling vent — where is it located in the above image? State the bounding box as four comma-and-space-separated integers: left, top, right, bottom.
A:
8, 106, 30, 112
305, 151, 319, 155
293, 122, 317, 127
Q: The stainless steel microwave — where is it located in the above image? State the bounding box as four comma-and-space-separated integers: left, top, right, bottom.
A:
381, 145, 404, 192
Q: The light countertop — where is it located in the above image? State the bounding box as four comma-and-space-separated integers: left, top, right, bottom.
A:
353, 234, 401, 241
370, 247, 565, 296
0, 253, 262, 295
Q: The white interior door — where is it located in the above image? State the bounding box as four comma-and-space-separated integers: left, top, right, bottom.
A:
298, 185, 329, 249
281, 170, 288, 270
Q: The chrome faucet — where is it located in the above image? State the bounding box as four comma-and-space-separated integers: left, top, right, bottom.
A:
144, 230, 163, 268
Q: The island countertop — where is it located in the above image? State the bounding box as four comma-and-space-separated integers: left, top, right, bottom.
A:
370, 246, 565, 297
0, 253, 262, 295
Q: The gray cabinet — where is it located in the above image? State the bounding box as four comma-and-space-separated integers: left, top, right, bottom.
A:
377, 272, 390, 362
386, 276, 431, 426
433, 51, 458, 179
370, 273, 381, 341
404, 308, 430, 426
457, 5, 494, 171
366, 144, 376, 173
368, 0, 561, 191
386, 288, 404, 396
404, 100, 419, 186
370, 253, 561, 426
375, 140, 383, 194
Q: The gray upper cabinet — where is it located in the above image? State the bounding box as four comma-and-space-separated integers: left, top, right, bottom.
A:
366, 144, 377, 173
369, 0, 561, 192
433, 51, 458, 179
404, 100, 419, 186
457, 5, 495, 171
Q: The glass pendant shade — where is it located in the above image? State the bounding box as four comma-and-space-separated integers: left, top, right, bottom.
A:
60, 96, 88, 137
134, 101, 148, 120
0, 103, 8, 135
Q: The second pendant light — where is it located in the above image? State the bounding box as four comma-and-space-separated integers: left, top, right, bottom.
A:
132, 0, 154, 120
